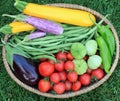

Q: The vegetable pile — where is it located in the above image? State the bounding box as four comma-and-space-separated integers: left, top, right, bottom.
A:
0, 0, 116, 94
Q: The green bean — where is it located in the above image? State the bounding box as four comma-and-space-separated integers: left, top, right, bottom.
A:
63, 28, 90, 36
22, 38, 62, 45
66, 30, 89, 38
41, 43, 72, 51
64, 26, 88, 30
97, 25, 115, 56
17, 44, 48, 53
28, 51, 53, 56
32, 55, 56, 62
83, 32, 95, 44
40, 40, 63, 47
65, 33, 90, 42
31, 35, 64, 42
96, 35, 112, 73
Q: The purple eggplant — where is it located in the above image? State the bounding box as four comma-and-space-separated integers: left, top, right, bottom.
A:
3, 14, 63, 35
13, 54, 39, 86
28, 31, 46, 40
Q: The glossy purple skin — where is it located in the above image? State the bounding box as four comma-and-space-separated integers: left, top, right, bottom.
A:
25, 16, 63, 35
13, 54, 39, 86
28, 31, 46, 40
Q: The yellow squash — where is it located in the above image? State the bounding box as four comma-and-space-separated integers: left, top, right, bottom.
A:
10, 21, 35, 34
15, 1, 96, 27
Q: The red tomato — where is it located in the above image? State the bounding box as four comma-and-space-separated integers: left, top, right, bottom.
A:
55, 61, 64, 72
40, 58, 47, 61
53, 82, 66, 94
67, 71, 78, 82
56, 51, 67, 61
67, 53, 74, 60
64, 61, 74, 71
72, 81, 81, 91
65, 80, 72, 91
48, 59, 55, 64
91, 68, 105, 80
50, 73, 60, 83
38, 62, 54, 77
59, 71, 67, 81
79, 73, 91, 86
86, 68, 92, 74
38, 79, 50, 93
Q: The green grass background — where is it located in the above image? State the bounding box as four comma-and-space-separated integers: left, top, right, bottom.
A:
0, 0, 120, 101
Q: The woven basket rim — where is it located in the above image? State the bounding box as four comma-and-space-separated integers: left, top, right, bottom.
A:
2, 3, 120, 98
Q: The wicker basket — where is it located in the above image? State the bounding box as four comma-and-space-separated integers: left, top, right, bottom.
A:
2, 3, 120, 98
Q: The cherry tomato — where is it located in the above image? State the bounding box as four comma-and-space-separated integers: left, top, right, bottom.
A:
91, 68, 105, 80
67, 71, 78, 82
86, 68, 92, 74
79, 73, 91, 86
38, 62, 54, 77
40, 58, 47, 62
56, 51, 67, 61
48, 59, 55, 64
53, 82, 66, 94
64, 61, 74, 71
65, 80, 72, 91
38, 79, 50, 93
50, 73, 60, 83
59, 71, 67, 81
55, 61, 64, 72
72, 81, 81, 91
67, 53, 74, 60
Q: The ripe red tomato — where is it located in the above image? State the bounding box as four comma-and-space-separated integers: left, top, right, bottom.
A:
65, 80, 72, 91
72, 81, 81, 91
64, 61, 74, 71
48, 59, 55, 64
53, 82, 66, 94
50, 73, 60, 83
38, 62, 54, 77
79, 73, 91, 86
91, 68, 105, 80
40, 58, 47, 61
38, 79, 50, 93
55, 61, 64, 72
86, 68, 92, 74
59, 71, 67, 81
67, 53, 74, 60
67, 71, 78, 82
56, 52, 67, 61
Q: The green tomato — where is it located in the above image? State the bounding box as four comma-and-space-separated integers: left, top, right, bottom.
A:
73, 59, 88, 75
87, 55, 102, 70
71, 43, 86, 59
85, 40, 97, 56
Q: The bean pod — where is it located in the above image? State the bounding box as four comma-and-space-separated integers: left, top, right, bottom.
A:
96, 36, 112, 73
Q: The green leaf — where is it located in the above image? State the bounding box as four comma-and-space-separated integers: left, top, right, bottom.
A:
4, 43, 30, 70
5, 44, 14, 70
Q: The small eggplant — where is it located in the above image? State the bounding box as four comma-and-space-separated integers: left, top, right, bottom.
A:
13, 54, 39, 86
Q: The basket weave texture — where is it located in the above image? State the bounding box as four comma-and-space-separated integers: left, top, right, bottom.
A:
2, 3, 120, 98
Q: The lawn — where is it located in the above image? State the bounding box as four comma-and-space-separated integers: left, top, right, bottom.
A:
0, 0, 120, 101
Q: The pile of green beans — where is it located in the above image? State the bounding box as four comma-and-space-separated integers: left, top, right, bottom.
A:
7, 17, 105, 61
8, 26, 94, 59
